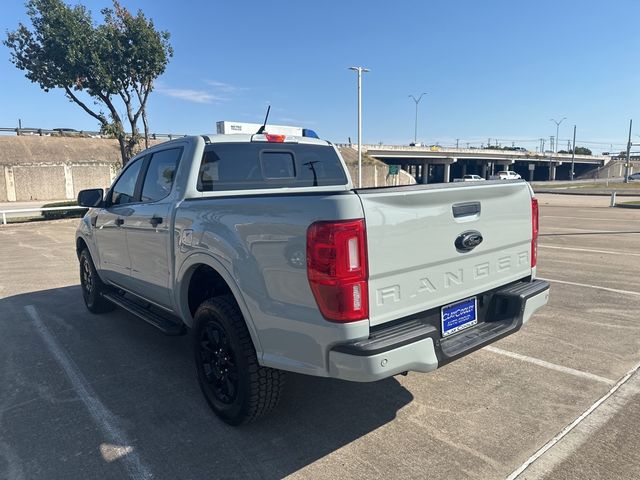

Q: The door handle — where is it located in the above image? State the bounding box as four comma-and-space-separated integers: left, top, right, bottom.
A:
115, 218, 124, 226
149, 216, 163, 227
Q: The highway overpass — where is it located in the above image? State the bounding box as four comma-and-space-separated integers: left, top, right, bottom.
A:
347, 145, 609, 183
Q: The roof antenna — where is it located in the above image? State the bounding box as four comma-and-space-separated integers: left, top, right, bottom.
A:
256, 105, 271, 134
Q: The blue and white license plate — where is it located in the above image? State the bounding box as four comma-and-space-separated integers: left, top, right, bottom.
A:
441, 297, 477, 337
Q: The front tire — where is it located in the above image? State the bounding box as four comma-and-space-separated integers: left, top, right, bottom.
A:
79, 249, 114, 314
193, 295, 284, 425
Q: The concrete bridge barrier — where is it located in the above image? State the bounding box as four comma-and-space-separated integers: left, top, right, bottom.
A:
0, 136, 136, 202
0, 137, 415, 202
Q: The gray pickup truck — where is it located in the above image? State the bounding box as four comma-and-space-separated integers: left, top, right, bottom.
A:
75, 133, 549, 424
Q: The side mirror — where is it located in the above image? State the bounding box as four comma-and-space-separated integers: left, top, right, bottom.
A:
77, 188, 104, 208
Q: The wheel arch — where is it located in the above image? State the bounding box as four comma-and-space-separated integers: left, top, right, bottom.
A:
76, 236, 88, 259
76, 235, 107, 284
176, 252, 263, 356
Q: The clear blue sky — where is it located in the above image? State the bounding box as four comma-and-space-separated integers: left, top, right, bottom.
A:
1, 0, 639, 152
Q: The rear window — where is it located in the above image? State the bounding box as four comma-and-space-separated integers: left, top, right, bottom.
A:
197, 143, 348, 191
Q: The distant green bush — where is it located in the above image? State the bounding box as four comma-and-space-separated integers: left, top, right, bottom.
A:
41, 201, 88, 220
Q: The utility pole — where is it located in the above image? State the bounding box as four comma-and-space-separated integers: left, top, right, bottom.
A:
570, 125, 576, 181
488, 138, 491, 149
456, 139, 459, 148
624, 119, 632, 184
550, 136, 555, 153
349, 66, 370, 188
409, 93, 427, 145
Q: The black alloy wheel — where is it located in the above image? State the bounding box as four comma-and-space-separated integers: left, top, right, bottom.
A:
198, 319, 239, 405
79, 249, 114, 313
193, 295, 284, 425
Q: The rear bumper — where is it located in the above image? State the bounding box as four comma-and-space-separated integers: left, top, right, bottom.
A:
328, 279, 549, 382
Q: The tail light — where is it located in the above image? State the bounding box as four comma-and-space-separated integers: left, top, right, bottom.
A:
307, 219, 368, 322
531, 197, 539, 267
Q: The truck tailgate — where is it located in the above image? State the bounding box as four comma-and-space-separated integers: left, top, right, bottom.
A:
357, 181, 534, 327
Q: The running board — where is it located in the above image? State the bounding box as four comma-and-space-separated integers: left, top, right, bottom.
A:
102, 292, 186, 336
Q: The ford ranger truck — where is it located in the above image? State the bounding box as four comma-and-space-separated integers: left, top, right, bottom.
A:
75, 133, 549, 425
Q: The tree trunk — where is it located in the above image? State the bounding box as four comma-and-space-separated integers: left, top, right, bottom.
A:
116, 132, 128, 166
142, 108, 150, 150
126, 123, 141, 160
96, 93, 130, 167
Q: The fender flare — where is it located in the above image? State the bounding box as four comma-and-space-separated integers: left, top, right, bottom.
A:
175, 251, 263, 357
76, 226, 107, 284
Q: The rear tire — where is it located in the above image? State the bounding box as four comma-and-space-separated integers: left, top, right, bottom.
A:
193, 295, 284, 425
79, 249, 114, 314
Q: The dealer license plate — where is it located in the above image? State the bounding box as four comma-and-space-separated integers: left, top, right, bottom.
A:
441, 297, 477, 337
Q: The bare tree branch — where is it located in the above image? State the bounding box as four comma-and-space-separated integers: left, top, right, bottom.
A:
133, 83, 151, 149
64, 86, 108, 125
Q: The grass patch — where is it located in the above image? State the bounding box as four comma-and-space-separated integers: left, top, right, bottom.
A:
41, 201, 88, 220
534, 182, 640, 190
6, 216, 43, 224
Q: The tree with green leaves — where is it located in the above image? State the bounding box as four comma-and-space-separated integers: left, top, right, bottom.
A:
5, 0, 173, 165
574, 146, 592, 156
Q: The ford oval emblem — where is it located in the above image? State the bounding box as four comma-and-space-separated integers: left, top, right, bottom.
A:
455, 230, 483, 252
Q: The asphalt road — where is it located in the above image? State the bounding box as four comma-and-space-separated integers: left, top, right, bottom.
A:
0, 193, 638, 480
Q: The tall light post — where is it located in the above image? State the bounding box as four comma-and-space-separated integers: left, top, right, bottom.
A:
570, 125, 576, 181
409, 92, 427, 145
349, 66, 370, 188
549, 117, 566, 181
624, 119, 632, 184
550, 117, 566, 153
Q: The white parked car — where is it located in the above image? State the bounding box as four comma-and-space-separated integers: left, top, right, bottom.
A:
462, 174, 485, 181
494, 171, 522, 180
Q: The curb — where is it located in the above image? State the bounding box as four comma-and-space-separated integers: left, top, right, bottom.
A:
615, 203, 640, 209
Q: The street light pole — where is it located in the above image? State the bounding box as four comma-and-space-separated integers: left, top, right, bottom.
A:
409, 92, 427, 145
549, 117, 566, 181
624, 119, 632, 184
570, 125, 576, 181
349, 66, 370, 188
550, 117, 566, 153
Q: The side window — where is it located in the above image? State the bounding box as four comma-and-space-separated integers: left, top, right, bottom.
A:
110, 158, 144, 206
141, 148, 182, 203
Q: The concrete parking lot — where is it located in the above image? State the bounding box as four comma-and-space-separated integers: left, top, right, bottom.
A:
0, 193, 639, 480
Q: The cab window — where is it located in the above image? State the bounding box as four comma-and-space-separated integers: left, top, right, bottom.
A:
197, 143, 347, 191
141, 148, 182, 202
110, 158, 144, 206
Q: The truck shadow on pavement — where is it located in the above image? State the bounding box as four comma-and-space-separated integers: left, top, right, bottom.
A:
0, 286, 413, 480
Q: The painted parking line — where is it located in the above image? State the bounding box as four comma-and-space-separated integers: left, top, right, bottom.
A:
540, 225, 640, 234
538, 277, 640, 297
540, 230, 640, 237
484, 346, 614, 385
506, 361, 640, 480
25, 305, 153, 480
544, 215, 639, 221
539, 244, 640, 257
